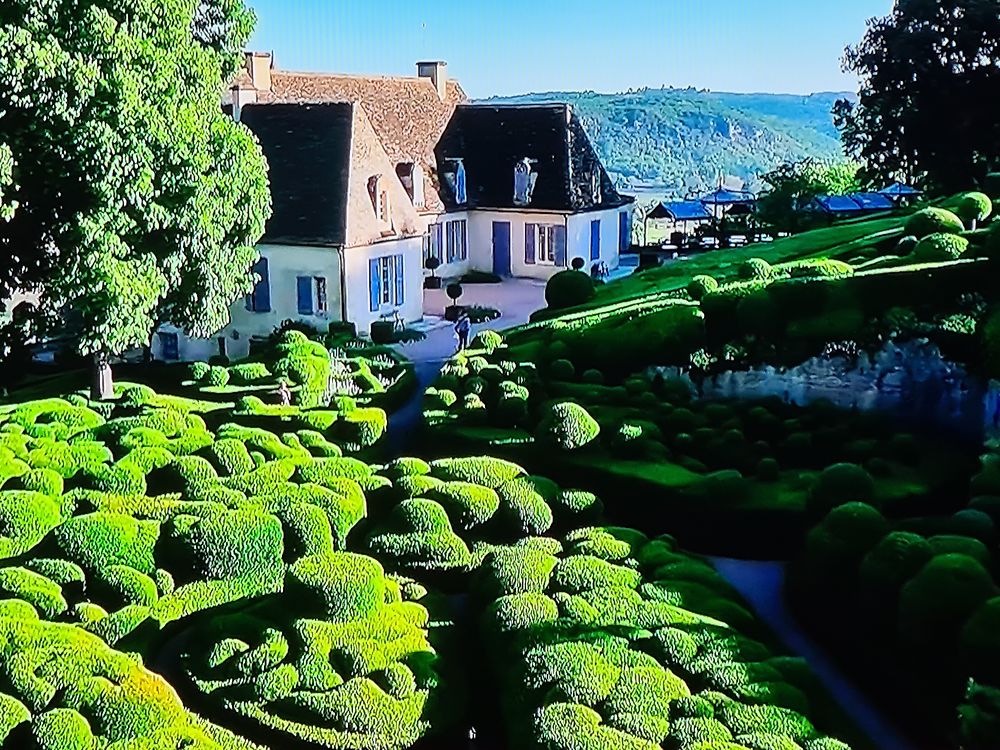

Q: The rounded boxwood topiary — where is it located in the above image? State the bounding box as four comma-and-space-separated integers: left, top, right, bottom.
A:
207, 366, 231, 388
914, 232, 970, 262
860, 531, 932, 601
739, 257, 773, 281
581, 368, 605, 385
808, 463, 875, 516
895, 235, 919, 255
898, 553, 996, 646
550, 358, 576, 381
961, 597, 1000, 682
957, 192, 993, 229
687, 275, 719, 301
904, 207, 965, 239
545, 270, 595, 310
537, 402, 600, 451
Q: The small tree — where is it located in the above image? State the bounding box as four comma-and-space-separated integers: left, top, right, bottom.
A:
958, 192, 994, 231
446, 283, 463, 313
425, 255, 441, 279
571, 257, 585, 271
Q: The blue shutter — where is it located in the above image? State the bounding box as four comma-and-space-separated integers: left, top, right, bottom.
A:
554, 225, 567, 267
525, 224, 536, 264
461, 221, 468, 260
249, 257, 270, 312
297, 276, 313, 315
394, 254, 405, 306
590, 219, 601, 261
369, 258, 380, 312
619, 211, 630, 253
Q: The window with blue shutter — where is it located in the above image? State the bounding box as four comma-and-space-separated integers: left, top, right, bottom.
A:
553, 225, 567, 267
296, 276, 313, 315
525, 223, 536, 264
394, 254, 405, 306
247, 257, 271, 312
590, 219, 601, 261
619, 211, 631, 253
369, 258, 380, 312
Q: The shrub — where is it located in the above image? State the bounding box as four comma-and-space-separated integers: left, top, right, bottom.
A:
896, 235, 919, 255
904, 207, 965, 238
898, 553, 996, 646
286, 552, 386, 620
426, 482, 500, 529
581, 368, 605, 385
189, 362, 211, 382
208, 366, 231, 388
957, 192, 993, 227
550, 359, 576, 381
552, 555, 641, 593
545, 270, 595, 310
497, 477, 556, 536
740, 258, 774, 281
860, 531, 933, 601
782, 258, 854, 279
808, 463, 875, 516
489, 592, 560, 632
229, 362, 272, 385
430, 456, 525, 488
31, 708, 95, 750
472, 330, 504, 352
537, 402, 600, 451
914, 232, 969, 262
688, 275, 719, 300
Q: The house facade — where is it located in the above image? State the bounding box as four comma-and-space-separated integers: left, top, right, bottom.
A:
432, 104, 634, 280
153, 54, 466, 362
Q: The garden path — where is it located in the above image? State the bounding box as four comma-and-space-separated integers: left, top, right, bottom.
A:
712, 558, 920, 750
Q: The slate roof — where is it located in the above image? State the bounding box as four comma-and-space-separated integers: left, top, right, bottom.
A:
648, 201, 712, 221
238, 103, 353, 246
231, 67, 467, 213
434, 104, 632, 212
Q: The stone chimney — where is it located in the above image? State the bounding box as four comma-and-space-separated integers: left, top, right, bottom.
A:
417, 61, 448, 100
245, 51, 273, 93
230, 85, 258, 122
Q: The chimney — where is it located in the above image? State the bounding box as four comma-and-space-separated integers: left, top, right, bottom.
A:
417, 61, 448, 100
230, 85, 258, 122
245, 51, 273, 93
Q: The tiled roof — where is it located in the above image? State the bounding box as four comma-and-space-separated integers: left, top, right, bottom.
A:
434, 104, 632, 212
238, 103, 353, 246
231, 67, 467, 213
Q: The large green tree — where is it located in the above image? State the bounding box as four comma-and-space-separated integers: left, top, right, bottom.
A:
756, 159, 860, 233
0, 0, 271, 397
836, 0, 1000, 193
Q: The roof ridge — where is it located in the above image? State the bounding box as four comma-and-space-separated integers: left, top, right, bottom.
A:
272, 69, 449, 85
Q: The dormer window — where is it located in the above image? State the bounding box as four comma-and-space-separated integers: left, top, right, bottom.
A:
591, 170, 602, 204
514, 158, 538, 206
396, 162, 425, 209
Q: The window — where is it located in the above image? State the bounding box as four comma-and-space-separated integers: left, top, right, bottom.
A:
591, 170, 602, 204
525, 223, 566, 266
369, 254, 405, 312
246, 257, 271, 312
368, 175, 389, 222
590, 219, 601, 261
296, 276, 328, 316
514, 158, 538, 206
424, 223, 443, 262
158, 332, 179, 361
619, 210, 632, 253
446, 219, 468, 263
396, 162, 425, 208
315, 276, 328, 314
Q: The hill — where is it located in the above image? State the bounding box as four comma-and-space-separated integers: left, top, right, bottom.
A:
480, 88, 852, 198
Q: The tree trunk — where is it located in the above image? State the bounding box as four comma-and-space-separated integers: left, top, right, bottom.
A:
91, 351, 114, 401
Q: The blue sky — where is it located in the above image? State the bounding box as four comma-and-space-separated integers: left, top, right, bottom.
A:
246, 0, 893, 98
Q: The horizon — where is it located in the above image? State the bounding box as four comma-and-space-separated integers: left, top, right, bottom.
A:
246, 0, 894, 99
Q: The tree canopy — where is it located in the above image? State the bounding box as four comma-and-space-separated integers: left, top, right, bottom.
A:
0, 0, 271, 386
756, 159, 860, 233
836, 0, 1000, 193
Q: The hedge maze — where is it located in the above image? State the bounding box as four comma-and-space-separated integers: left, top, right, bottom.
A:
0, 375, 858, 748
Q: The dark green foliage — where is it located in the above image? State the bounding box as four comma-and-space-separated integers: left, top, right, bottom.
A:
546, 270, 596, 310
687, 275, 720, 300
957, 192, 993, 227
903, 208, 965, 239
537, 402, 601, 451
859, 531, 932, 602
286, 552, 386, 620
913, 232, 969, 262
808, 464, 874, 515
898, 554, 996, 645
208, 366, 231, 388
550, 359, 576, 381
740, 258, 774, 281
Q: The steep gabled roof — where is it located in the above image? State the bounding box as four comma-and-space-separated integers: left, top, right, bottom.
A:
238, 103, 353, 246
232, 66, 467, 213
434, 104, 632, 212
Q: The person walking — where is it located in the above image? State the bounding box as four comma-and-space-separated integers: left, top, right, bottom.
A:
454, 312, 472, 352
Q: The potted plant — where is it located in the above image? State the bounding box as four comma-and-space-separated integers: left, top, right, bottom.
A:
445, 282, 463, 321
424, 255, 442, 289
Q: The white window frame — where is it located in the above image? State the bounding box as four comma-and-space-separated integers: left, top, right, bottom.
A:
446, 219, 468, 263
315, 276, 328, 314
535, 224, 558, 265
379, 257, 394, 306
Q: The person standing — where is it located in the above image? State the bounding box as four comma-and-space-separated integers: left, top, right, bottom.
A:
454, 312, 472, 352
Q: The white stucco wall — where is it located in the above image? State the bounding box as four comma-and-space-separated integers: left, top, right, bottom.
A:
460, 205, 631, 281
152, 242, 344, 363
343, 235, 425, 335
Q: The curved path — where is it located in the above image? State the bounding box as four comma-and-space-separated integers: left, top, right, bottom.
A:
711, 558, 920, 750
